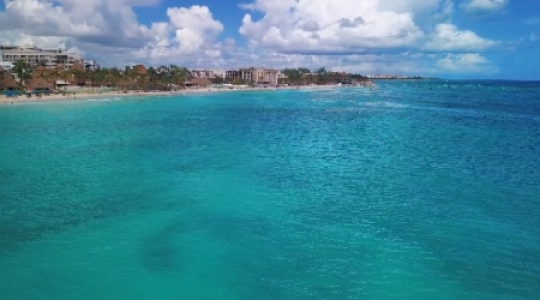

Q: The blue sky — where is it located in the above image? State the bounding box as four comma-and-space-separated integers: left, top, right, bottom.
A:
1, 0, 539, 79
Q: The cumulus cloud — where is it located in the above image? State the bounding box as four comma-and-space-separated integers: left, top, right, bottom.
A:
423, 23, 498, 52
239, 0, 496, 55
0, 0, 500, 76
131, 5, 225, 66
239, 0, 428, 53
0, 1, 226, 67
461, 0, 508, 15
437, 53, 496, 73
0, 0, 159, 48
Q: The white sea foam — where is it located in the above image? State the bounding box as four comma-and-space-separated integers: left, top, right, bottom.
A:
86, 97, 122, 102
362, 101, 409, 109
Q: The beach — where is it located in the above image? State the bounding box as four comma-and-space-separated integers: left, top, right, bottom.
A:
0, 84, 371, 105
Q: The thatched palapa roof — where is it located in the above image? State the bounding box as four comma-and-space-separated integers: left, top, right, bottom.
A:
0, 67, 19, 89
26, 66, 56, 90
69, 62, 87, 85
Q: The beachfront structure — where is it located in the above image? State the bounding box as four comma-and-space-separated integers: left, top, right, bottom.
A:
0, 45, 83, 69
240, 68, 255, 82
191, 69, 214, 79
225, 70, 240, 80
220, 67, 285, 85
255, 69, 280, 85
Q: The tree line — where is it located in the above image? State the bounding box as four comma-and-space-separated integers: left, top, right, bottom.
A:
281, 67, 369, 85
2, 61, 371, 91
1, 61, 193, 91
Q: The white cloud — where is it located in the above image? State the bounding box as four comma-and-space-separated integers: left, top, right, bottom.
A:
167, 6, 224, 55
0, 1, 226, 67
239, 0, 496, 55
423, 23, 497, 51
239, 0, 429, 53
0, 0, 500, 76
132, 5, 225, 66
461, 0, 508, 15
437, 53, 496, 73
0, 0, 158, 48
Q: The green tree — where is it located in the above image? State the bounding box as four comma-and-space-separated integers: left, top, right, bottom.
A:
315, 67, 328, 85
106, 67, 122, 88
282, 68, 302, 85
12, 60, 31, 89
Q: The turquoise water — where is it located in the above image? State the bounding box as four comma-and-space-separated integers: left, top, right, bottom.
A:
1, 81, 540, 299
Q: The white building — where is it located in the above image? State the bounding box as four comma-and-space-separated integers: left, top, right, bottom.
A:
254, 68, 279, 85
0, 60, 13, 72
191, 69, 216, 78
0, 45, 83, 69
212, 70, 226, 79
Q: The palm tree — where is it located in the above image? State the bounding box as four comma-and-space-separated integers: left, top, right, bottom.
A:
315, 67, 328, 85
106, 67, 122, 89
12, 60, 31, 90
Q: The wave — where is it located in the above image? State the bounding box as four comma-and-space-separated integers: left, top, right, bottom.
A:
86, 97, 122, 102
362, 101, 409, 109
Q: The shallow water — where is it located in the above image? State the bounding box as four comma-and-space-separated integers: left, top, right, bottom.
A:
1, 81, 540, 299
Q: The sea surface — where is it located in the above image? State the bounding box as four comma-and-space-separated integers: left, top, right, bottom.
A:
1, 80, 539, 299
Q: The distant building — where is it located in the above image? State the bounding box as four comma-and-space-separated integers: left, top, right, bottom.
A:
0, 45, 83, 69
212, 70, 226, 79
240, 67, 255, 82
255, 69, 279, 85
226, 70, 240, 80
134, 64, 147, 75
191, 69, 217, 78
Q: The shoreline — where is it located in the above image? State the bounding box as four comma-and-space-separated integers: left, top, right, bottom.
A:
0, 83, 374, 105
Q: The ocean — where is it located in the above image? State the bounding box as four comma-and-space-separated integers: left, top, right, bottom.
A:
1, 80, 539, 299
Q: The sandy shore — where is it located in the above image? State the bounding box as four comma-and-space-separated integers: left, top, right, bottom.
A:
0, 84, 373, 105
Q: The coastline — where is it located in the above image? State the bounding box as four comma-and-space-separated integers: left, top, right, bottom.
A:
0, 83, 372, 105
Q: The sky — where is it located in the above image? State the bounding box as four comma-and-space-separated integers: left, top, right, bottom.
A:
0, 0, 539, 79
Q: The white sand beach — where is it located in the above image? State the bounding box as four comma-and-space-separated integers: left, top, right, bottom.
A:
0, 83, 373, 105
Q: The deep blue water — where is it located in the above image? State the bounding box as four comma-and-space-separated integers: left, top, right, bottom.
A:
1, 80, 540, 299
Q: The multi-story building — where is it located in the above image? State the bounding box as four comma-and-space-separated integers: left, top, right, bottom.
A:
225, 70, 240, 80
255, 69, 279, 85
240, 67, 255, 82
220, 68, 284, 85
212, 70, 226, 79
191, 69, 217, 78
0, 45, 83, 69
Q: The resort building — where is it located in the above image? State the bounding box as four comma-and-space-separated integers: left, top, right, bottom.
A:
240, 67, 255, 82
0, 45, 83, 69
212, 70, 226, 79
254, 69, 279, 85
225, 70, 240, 80
218, 67, 286, 85
191, 69, 218, 79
